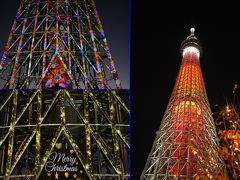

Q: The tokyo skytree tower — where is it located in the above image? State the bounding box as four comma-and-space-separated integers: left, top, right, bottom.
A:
141, 28, 228, 179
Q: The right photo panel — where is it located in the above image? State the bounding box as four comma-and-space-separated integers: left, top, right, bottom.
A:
134, 1, 240, 180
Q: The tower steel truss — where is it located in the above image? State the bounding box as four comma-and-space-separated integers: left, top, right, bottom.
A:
0, 0, 121, 89
141, 28, 228, 179
0, 89, 130, 179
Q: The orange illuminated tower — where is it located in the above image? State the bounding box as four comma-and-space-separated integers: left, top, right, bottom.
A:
141, 28, 228, 179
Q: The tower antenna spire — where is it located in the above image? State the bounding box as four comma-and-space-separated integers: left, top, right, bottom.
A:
180, 27, 202, 56
190, 27, 195, 35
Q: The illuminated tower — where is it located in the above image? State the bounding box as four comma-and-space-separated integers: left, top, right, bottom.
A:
0, 90, 130, 179
0, 0, 121, 89
141, 28, 228, 179
0, 0, 129, 179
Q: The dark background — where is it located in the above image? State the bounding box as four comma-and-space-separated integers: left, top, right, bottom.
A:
133, 1, 240, 179
0, 0, 130, 88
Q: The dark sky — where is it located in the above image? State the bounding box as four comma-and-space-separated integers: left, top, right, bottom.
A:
0, 0, 129, 88
133, 1, 240, 179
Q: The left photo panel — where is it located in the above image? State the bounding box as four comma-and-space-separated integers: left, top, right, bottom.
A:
0, 0, 131, 179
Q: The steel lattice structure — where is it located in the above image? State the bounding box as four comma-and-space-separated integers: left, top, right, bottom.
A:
141, 28, 228, 179
0, 0, 121, 89
0, 89, 130, 179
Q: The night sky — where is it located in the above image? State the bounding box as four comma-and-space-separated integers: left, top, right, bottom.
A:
133, 2, 240, 179
0, 0, 129, 88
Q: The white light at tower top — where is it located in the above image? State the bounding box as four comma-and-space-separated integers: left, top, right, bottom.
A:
190, 27, 195, 34
182, 46, 200, 58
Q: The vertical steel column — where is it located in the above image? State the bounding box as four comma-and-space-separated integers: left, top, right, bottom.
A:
35, 90, 42, 176
27, 0, 40, 87
83, 0, 105, 89
60, 90, 66, 126
108, 91, 122, 178
5, 90, 17, 179
83, 90, 93, 174
9, 17, 28, 88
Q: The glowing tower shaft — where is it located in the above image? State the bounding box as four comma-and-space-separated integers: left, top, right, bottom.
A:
141, 28, 227, 179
